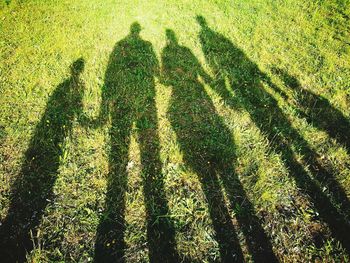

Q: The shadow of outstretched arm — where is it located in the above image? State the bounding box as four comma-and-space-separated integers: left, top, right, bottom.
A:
79, 82, 112, 130
272, 67, 350, 152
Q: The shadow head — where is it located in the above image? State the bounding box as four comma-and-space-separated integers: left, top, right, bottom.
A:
71, 58, 85, 75
130, 22, 142, 35
166, 29, 178, 45
196, 15, 207, 27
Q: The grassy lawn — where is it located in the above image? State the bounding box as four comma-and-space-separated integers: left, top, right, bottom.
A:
0, 0, 349, 262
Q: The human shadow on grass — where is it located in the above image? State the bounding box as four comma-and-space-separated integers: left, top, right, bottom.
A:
272, 67, 350, 153
0, 58, 85, 262
0, 125, 5, 141
93, 22, 178, 263
196, 15, 350, 254
161, 29, 277, 262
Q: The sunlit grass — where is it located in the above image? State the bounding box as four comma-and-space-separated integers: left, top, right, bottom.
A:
1, 0, 349, 261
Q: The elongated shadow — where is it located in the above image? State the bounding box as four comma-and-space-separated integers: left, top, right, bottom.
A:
0, 126, 5, 141
196, 15, 350, 254
0, 58, 85, 262
272, 67, 350, 152
161, 29, 277, 262
93, 22, 178, 263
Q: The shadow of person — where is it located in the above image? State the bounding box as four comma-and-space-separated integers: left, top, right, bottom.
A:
93, 22, 178, 263
0, 58, 85, 262
161, 29, 277, 262
196, 15, 350, 254
272, 68, 350, 153
0, 125, 5, 142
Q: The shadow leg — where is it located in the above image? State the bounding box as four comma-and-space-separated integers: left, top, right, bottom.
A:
94, 117, 131, 263
138, 100, 179, 263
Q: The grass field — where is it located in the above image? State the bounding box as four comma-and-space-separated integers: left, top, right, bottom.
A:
1, 0, 350, 262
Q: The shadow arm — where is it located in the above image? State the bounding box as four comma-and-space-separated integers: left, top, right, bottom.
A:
260, 72, 289, 101
198, 67, 213, 85
79, 84, 111, 129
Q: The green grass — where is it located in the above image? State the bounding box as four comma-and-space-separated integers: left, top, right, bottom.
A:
0, 0, 350, 262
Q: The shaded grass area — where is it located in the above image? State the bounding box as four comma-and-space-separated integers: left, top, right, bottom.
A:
0, 0, 349, 262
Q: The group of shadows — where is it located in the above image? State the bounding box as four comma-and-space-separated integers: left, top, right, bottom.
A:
0, 15, 349, 263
